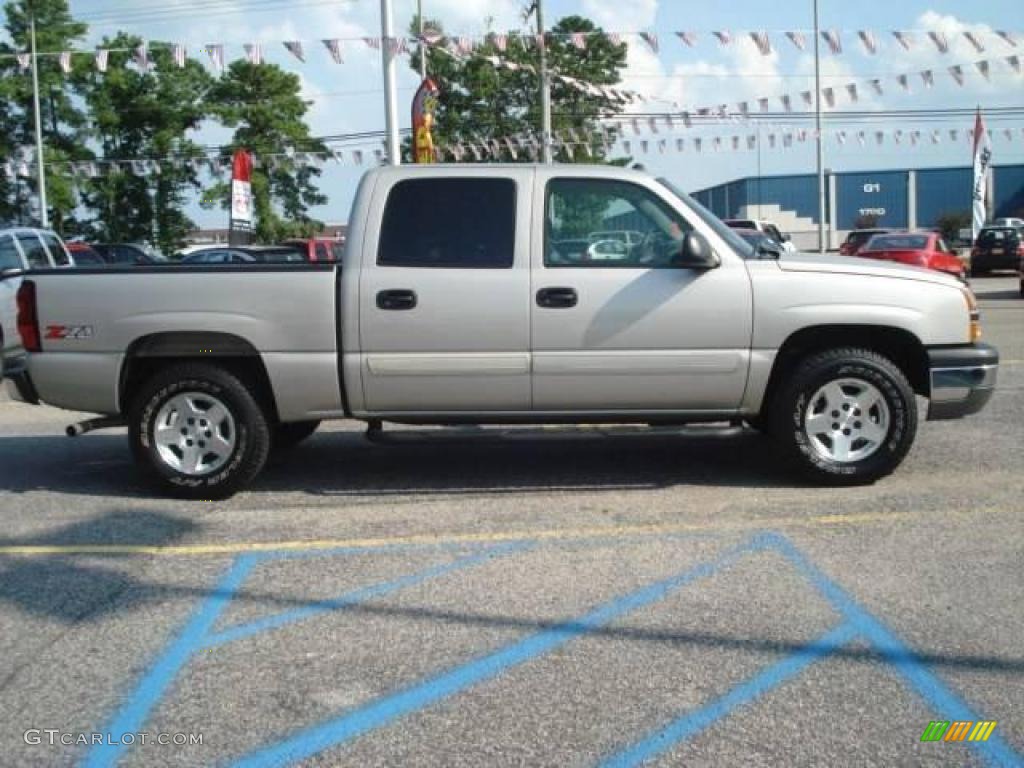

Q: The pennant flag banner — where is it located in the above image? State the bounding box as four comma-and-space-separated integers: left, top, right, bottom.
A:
244, 43, 263, 65
284, 40, 305, 61
677, 31, 697, 47
95, 48, 109, 72
963, 31, 985, 53
205, 43, 224, 72
135, 43, 150, 72
59, 51, 71, 73
750, 31, 772, 56
858, 30, 877, 54
173, 44, 186, 68
995, 30, 1017, 48
16, 52, 30, 70
323, 39, 343, 63
786, 31, 806, 51
928, 31, 949, 53
713, 31, 732, 46
893, 31, 913, 50
639, 32, 659, 53
822, 29, 842, 54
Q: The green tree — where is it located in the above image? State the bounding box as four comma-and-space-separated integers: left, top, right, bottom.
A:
76, 34, 213, 254
409, 11, 627, 163
0, 0, 90, 231
205, 61, 326, 242
935, 210, 972, 244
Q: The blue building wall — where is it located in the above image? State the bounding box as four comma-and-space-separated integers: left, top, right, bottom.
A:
693, 164, 1024, 230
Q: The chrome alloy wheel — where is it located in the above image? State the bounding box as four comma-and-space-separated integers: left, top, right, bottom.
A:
153, 392, 236, 476
803, 378, 891, 463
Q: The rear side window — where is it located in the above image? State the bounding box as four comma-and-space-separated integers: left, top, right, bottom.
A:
378, 178, 516, 268
17, 234, 51, 268
40, 233, 70, 265
867, 235, 929, 250
0, 234, 21, 270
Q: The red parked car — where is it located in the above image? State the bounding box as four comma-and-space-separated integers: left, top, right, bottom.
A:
281, 238, 344, 263
857, 232, 967, 282
839, 228, 892, 256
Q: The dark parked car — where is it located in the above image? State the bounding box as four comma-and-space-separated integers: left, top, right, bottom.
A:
280, 237, 345, 263
92, 243, 167, 265
66, 242, 107, 266
180, 246, 307, 264
839, 228, 893, 257
970, 227, 1023, 275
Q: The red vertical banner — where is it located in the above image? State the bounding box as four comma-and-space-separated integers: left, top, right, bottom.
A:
229, 149, 254, 245
412, 78, 439, 164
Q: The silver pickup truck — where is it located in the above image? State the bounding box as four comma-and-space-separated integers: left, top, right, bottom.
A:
4, 164, 998, 497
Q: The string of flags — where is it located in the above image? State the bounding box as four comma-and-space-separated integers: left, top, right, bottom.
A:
3, 26, 1022, 73
5, 123, 1023, 182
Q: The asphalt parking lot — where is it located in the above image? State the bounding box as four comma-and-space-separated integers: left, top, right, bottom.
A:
0, 276, 1021, 768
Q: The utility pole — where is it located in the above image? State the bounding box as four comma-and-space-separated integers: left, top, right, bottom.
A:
532, 0, 553, 164
30, 13, 49, 227
417, 0, 426, 80
813, 0, 825, 252
380, 0, 400, 165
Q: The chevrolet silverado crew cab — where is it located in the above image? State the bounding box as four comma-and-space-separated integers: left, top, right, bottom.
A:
5, 165, 998, 498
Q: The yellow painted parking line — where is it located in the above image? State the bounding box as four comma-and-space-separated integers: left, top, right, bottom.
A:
0, 505, 1011, 557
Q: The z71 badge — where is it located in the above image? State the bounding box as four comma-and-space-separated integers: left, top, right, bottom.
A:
45, 325, 94, 340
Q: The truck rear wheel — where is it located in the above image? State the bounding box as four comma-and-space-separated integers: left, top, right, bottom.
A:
770, 348, 917, 485
129, 363, 271, 499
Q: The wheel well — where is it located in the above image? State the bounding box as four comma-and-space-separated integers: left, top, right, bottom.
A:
119, 332, 279, 421
759, 325, 930, 417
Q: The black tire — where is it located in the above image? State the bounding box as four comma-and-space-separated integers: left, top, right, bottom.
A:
129, 363, 271, 499
273, 420, 320, 452
770, 348, 917, 485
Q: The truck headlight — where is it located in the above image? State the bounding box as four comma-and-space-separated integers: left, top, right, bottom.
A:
963, 286, 982, 342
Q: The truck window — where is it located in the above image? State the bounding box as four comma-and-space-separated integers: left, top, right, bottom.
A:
378, 178, 516, 268
545, 179, 692, 268
17, 234, 52, 269
0, 234, 21, 270
40, 232, 70, 265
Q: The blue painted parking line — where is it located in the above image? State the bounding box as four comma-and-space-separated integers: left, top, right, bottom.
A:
599, 623, 858, 768
82, 542, 525, 768
229, 537, 765, 768
203, 542, 528, 647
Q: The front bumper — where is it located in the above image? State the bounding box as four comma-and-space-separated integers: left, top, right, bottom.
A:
2, 353, 39, 405
926, 343, 998, 420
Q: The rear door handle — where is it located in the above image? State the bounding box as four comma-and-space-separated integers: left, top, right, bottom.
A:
536, 287, 578, 309
376, 289, 417, 311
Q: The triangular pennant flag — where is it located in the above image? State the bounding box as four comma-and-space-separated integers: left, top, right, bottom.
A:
95, 49, 109, 72
783, 133, 793, 148
910, 130, 920, 146
639, 32, 659, 53
738, 101, 749, 117
711, 137, 720, 152
1008, 55, 1022, 73
768, 133, 776, 149
712, 31, 732, 46
921, 69, 934, 87
857, 131, 866, 146
750, 31, 772, 56
836, 130, 847, 145
786, 31, 806, 51
747, 135, 757, 150
927, 31, 949, 53
857, 30, 877, 54
284, 41, 305, 61
59, 51, 72, 74
821, 30, 842, 54
801, 90, 813, 107
932, 129, 941, 144
363, 37, 381, 51
963, 31, 985, 53
892, 31, 913, 51
846, 83, 858, 102
322, 39, 343, 63
676, 31, 697, 47
781, 94, 792, 112
622, 140, 631, 155
897, 73, 911, 91
491, 33, 508, 52
949, 129, 959, 142
731, 136, 740, 151
869, 78, 883, 95
694, 138, 702, 152
205, 43, 224, 72
682, 111, 692, 127
949, 64, 965, 85
631, 118, 641, 135
822, 87, 835, 108
607, 32, 622, 46
676, 138, 685, 152
647, 117, 659, 133
570, 32, 586, 50
894, 129, 903, 145
995, 31, 1017, 48
876, 131, 884, 145
456, 36, 473, 55
16, 52, 30, 71
657, 139, 666, 154
757, 97, 769, 112
172, 44, 186, 68
244, 43, 263, 65
976, 60, 990, 80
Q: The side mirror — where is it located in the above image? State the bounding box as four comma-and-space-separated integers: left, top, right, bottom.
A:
674, 232, 720, 269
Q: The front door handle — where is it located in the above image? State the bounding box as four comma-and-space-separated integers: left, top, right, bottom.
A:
536, 287, 578, 309
376, 289, 417, 310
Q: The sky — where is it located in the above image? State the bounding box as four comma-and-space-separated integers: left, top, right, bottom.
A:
46, 0, 1024, 226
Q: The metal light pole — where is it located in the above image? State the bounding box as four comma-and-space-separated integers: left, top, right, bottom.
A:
380, 0, 400, 165
30, 14, 49, 227
813, 0, 825, 252
534, 0, 553, 164
417, 0, 426, 80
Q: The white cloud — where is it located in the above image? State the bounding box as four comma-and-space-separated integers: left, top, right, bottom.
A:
581, 0, 658, 31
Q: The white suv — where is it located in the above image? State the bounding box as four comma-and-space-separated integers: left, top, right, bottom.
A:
723, 219, 798, 253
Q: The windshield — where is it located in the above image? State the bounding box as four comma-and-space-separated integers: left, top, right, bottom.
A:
866, 234, 929, 250
656, 178, 754, 258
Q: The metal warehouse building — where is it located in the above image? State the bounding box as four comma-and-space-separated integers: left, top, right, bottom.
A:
692, 164, 1024, 250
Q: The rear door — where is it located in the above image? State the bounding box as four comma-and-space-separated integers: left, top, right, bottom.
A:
530, 173, 753, 412
0, 234, 23, 358
358, 170, 533, 412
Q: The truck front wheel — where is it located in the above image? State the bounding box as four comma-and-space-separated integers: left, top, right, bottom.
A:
129, 363, 271, 499
771, 348, 917, 484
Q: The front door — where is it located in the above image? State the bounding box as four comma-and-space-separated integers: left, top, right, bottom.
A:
531, 174, 753, 413
358, 171, 533, 413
